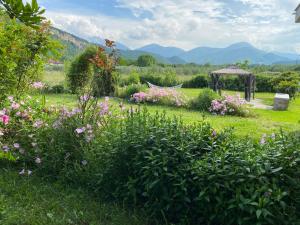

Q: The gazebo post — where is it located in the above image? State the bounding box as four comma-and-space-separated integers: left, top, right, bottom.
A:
245, 75, 252, 102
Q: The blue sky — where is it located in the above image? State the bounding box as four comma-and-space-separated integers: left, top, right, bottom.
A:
38, 0, 300, 53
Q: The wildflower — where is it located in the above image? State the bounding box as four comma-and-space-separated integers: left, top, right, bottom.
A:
75, 127, 86, 134
2, 145, 10, 152
13, 143, 20, 149
260, 136, 266, 145
7, 96, 14, 102
35, 157, 42, 164
1, 115, 9, 125
33, 120, 44, 128
11, 102, 20, 110
0, 130, 4, 136
31, 81, 44, 89
212, 130, 217, 137
81, 160, 88, 166
271, 133, 276, 139
19, 169, 25, 175
28, 170, 32, 176
80, 94, 91, 102
119, 102, 126, 111
32, 142, 37, 147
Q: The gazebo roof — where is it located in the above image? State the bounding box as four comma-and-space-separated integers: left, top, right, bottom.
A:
211, 65, 252, 76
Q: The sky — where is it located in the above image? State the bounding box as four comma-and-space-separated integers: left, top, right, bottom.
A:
37, 0, 300, 53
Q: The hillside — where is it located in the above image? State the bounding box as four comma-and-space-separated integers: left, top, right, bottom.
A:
51, 27, 295, 65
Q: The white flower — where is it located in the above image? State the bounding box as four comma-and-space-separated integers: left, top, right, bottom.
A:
35, 157, 42, 164
81, 160, 88, 166
19, 169, 25, 175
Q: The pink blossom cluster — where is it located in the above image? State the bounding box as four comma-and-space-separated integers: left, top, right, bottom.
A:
210, 95, 246, 116
132, 88, 186, 107
31, 81, 45, 89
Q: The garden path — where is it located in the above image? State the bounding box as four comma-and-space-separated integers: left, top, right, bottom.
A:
249, 99, 273, 110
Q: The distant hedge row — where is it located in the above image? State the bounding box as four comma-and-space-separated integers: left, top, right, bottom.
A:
182, 72, 300, 95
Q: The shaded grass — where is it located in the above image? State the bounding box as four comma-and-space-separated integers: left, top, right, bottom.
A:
42, 71, 66, 87
0, 167, 148, 225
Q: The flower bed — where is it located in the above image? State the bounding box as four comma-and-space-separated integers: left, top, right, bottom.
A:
131, 87, 187, 107
210, 94, 249, 116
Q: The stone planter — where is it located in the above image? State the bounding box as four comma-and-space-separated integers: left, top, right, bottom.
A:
273, 93, 289, 111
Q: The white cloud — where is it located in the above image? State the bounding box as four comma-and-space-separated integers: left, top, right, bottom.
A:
45, 0, 300, 53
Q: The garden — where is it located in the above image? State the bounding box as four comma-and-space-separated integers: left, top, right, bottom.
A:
1, 1, 300, 225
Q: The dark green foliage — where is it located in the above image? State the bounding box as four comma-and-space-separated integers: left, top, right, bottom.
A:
117, 83, 147, 99
189, 88, 220, 111
272, 71, 299, 98
0, 0, 45, 28
137, 55, 156, 67
29, 110, 300, 225
182, 74, 209, 88
66, 46, 97, 94
50, 84, 65, 94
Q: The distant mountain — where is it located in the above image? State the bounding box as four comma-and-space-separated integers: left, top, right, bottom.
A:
51, 27, 184, 64
137, 44, 186, 58
51, 27, 296, 65
178, 42, 290, 65
50, 27, 90, 61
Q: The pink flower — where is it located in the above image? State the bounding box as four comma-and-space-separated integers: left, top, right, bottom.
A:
1, 115, 9, 125
13, 143, 20, 149
33, 120, 44, 128
31, 82, 44, 89
11, 102, 20, 110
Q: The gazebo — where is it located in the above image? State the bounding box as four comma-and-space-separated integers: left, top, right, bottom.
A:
210, 65, 255, 102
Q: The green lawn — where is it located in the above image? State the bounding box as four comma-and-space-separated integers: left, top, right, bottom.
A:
42, 90, 300, 139
42, 70, 66, 87
0, 167, 147, 225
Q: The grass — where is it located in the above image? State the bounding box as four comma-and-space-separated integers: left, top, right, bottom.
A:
42, 70, 66, 87
40, 71, 300, 139
0, 166, 148, 225
41, 90, 300, 139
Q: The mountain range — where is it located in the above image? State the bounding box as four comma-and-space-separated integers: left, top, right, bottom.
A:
51, 27, 300, 65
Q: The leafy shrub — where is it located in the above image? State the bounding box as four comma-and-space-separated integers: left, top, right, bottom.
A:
188, 88, 219, 111
116, 83, 147, 99
182, 74, 209, 88
1, 95, 300, 225
0, 10, 56, 100
66, 46, 97, 94
50, 85, 65, 94
127, 71, 140, 84
272, 72, 299, 98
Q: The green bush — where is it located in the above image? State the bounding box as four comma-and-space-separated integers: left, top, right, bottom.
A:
0, 9, 55, 100
51, 84, 65, 94
272, 72, 299, 98
116, 83, 147, 99
127, 71, 140, 84
66, 46, 97, 94
189, 88, 220, 111
2, 96, 300, 225
182, 74, 209, 88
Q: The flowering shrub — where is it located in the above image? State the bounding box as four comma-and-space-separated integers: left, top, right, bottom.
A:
209, 94, 248, 116
131, 87, 187, 107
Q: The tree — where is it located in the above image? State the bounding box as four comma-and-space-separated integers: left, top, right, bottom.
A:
137, 55, 156, 67
0, 0, 45, 28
